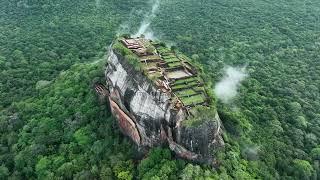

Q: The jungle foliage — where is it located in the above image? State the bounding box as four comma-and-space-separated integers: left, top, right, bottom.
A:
1, 0, 320, 179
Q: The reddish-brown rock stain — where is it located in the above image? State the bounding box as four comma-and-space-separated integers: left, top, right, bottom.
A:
109, 98, 141, 145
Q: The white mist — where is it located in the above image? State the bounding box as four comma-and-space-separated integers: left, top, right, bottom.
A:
133, 0, 160, 39
215, 66, 247, 104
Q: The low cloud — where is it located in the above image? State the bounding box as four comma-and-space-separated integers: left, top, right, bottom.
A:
95, 0, 101, 8
242, 145, 260, 161
215, 66, 248, 104
133, 0, 160, 40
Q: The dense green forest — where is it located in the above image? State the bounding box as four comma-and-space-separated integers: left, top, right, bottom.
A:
1, 0, 320, 179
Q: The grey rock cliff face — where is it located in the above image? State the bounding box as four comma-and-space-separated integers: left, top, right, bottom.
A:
105, 49, 224, 164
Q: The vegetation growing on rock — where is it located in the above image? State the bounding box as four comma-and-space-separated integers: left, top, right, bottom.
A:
0, 0, 320, 179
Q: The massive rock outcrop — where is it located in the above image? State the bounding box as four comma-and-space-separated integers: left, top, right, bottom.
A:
98, 37, 224, 165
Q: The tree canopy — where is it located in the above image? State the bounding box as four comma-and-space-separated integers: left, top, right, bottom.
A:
1, 0, 320, 179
